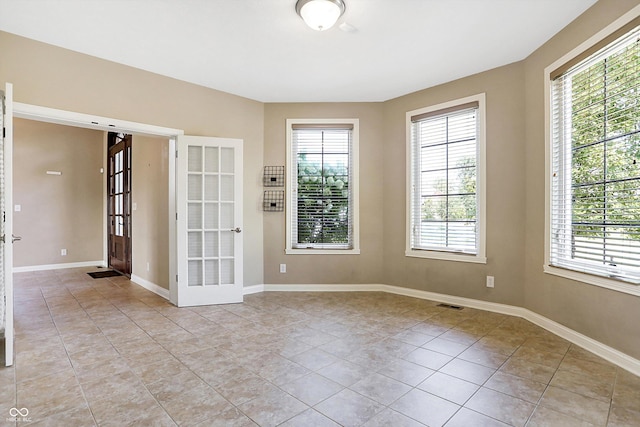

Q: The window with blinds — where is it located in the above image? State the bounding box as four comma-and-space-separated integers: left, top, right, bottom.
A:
550, 23, 640, 285
406, 94, 486, 262
286, 119, 359, 253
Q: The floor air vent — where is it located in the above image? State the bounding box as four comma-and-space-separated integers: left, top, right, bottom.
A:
437, 303, 464, 310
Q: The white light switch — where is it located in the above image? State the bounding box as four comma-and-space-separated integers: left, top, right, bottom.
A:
14, 205, 21, 212
132, 202, 137, 211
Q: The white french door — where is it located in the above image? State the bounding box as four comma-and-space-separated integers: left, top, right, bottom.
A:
1, 83, 14, 366
176, 136, 243, 307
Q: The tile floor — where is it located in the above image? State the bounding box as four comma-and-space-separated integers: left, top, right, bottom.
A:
1, 267, 639, 426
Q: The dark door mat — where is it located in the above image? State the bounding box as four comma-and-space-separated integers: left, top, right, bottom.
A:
87, 270, 122, 279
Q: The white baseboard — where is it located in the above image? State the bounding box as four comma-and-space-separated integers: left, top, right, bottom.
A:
243, 284, 265, 295
130, 274, 170, 300
260, 283, 640, 377
13, 260, 105, 273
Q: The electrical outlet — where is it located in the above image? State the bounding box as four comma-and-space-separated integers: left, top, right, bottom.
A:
61, 249, 67, 256
486, 276, 494, 288
279, 264, 286, 273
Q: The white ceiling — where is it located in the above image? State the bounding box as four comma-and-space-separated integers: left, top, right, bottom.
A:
0, 0, 597, 103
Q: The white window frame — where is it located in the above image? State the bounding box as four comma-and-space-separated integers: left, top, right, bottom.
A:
544, 5, 640, 297
285, 118, 360, 255
405, 94, 487, 264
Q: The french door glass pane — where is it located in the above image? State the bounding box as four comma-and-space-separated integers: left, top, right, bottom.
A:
204, 203, 218, 229
221, 147, 234, 173
188, 146, 202, 172
188, 260, 202, 286
221, 259, 234, 284
205, 260, 219, 286
204, 175, 218, 200
204, 231, 218, 257
205, 147, 219, 172
188, 203, 202, 229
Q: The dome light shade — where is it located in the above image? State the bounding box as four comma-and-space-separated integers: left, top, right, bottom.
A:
296, 0, 346, 31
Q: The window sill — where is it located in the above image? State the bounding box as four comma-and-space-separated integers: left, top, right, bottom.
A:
405, 249, 486, 264
286, 248, 361, 255
543, 265, 640, 297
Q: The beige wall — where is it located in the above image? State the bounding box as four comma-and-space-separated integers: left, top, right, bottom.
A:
3, 0, 640, 360
13, 119, 103, 267
382, 62, 527, 305
0, 31, 265, 287
522, 0, 640, 359
131, 135, 170, 289
263, 103, 385, 284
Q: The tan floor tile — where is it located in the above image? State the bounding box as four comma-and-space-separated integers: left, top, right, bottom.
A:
527, 405, 597, 427
215, 372, 275, 406
362, 408, 426, 427
193, 407, 257, 427
566, 344, 614, 365
457, 346, 509, 369
317, 360, 371, 387
439, 329, 481, 346
237, 385, 308, 427
89, 389, 170, 427
484, 371, 546, 403
350, 372, 412, 405
499, 358, 556, 384
558, 356, 617, 380
538, 386, 610, 426
377, 358, 434, 386
393, 329, 435, 346
287, 348, 341, 371
16, 367, 86, 420
608, 404, 640, 427
279, 373, 344, 406
465, 387, 535, 427
391, 388, 460, 427
12, 269, 640, 427
410, 321, 450, 337
474, 335, 526, 356
81, 370, 147, 403
444, 407, 510, 427
26, 404, 97, 427
315, 389, 385, 427
422, 337, 470, 356
519, 336, 571, 356
279, 408, 341, 427
512, 346, 564, 369
613, 369, 640, 410
418, 372, 479, 405
550, 368, 615, 402
73, 357, 131, 384
440, 358, 496, 385
403, 348, 453, 370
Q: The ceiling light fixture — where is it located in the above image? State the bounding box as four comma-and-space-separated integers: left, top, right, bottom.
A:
296, 0, 346, 31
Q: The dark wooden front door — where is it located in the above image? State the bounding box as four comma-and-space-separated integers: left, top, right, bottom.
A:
107, 133, 132, 276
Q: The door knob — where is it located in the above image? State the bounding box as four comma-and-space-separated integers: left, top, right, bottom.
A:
230, 227, 242, 233
12, 234, 22, 243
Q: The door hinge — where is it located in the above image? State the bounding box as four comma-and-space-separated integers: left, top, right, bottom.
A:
175, 150, 178, 158
176, 212, 178, 220
2, 127, 5, 138
176, 274, 178, 282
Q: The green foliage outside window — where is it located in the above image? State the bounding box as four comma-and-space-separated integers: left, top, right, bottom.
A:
297, 156, 349, 245
569, 38, 640, 243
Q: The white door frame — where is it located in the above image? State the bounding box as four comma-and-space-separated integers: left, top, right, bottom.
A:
12, 102, 184, 305
3, 83, 15, 366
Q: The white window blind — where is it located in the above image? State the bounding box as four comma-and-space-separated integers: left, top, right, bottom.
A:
290, 125, 354, 250
410, 104, 480, 255
550, 24, 640, 284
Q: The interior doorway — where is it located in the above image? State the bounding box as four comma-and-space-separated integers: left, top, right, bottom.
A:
107, 132, 132, 276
